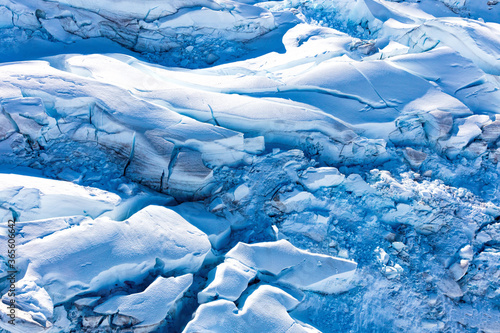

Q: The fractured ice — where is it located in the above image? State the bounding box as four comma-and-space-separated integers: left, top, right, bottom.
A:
1, 0, 500, 332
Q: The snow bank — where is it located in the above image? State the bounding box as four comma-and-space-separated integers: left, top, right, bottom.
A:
6, 205, 210, 326
199, 239, 357, 303
0, 173, 120, 222
0, 0, 275, 62
185, 285, 320, 333
94, 274, 193, 328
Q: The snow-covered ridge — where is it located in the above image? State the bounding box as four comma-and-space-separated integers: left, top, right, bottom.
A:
1, 0, 499, 67
1, 35, 499, 200
0, 0, 275, 65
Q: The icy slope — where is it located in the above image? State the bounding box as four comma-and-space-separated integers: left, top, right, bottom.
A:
0, 0, 500, 332
0, 0, 275, 65
0, 60, 253, 199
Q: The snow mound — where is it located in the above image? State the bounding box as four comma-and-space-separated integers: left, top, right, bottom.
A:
185, 285, 320, 333
0, 205, 210, 331
0, 173, 120, 222
94, 274, 193, 328
199, 239, 357, 303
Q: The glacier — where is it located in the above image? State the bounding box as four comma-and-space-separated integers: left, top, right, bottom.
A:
0, 0, 500, 332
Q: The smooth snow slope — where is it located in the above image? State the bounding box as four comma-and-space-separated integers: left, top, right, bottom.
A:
0, 0, 500, 332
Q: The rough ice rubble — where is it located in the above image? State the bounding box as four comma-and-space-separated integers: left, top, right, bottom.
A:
199, 141, 500, 331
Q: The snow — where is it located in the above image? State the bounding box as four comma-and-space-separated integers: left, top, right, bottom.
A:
201, 240, 358, 296
94, 274, 193, 327
11, 205, 210, 305
0, 0, 275, 63
185, 285, 320, 333
0, 0, 499, 331
170, 202, 231, 249
403, 147, 427, 168
300, 167, 345, 191
0, 173, 121, 222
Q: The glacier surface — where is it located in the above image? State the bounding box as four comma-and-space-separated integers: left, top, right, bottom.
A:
0, 0, 500, 332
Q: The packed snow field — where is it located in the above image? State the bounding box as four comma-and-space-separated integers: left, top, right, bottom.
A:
0, 0, 500, 332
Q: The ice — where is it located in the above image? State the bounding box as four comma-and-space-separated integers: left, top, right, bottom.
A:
0, 0, 275, 63
50, 307, 72, 333
414, 19, 500, 75
391, 241, 406, 253
13, 206, 210, 305
60, 54, 360, 152
0, 6, 13, 29
421, 110, 454, 142
377, 41, 409, 59
8, 216, 88, 246
281, 212, 329, 242
441, 115, 492, 157
0, 0, 499, 331
436, 278, 464, 299
198, 259, 257, 304
342, 174, 375, 197
300, 167, 345, 191
1, 279, 53, 327
481, 120, 500, 142
166, 148, 215, 200
459, 245, 474, 260
0, 60, 248, 199
0, 301, 49, 333
233, 184, 250, 201
389, 47, 500, 114
74, 297, 101, 308
185, 285, 320, 333
94, 274, 193, 328
200, 240, 357, 302
52, 0, 224, 21
402, 147, 427, 168
170, 202, 231, 249
448, 259, 469, 281
276, 190, 324, 214
0, 173, 121, 221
